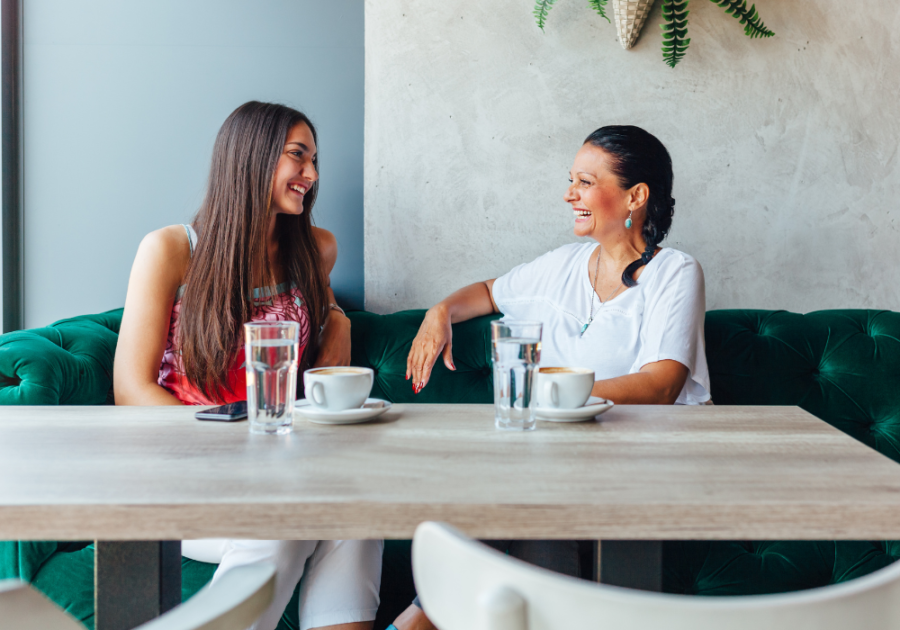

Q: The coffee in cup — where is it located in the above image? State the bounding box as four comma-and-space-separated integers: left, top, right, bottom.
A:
303, 367, 374, 411
535, 367, 595, 409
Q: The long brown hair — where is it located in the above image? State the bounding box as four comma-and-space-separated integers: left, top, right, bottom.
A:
178, 101, 328, 401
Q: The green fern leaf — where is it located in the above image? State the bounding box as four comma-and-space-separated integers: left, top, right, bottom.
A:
533, 0, 559, 31
710, 0, 775, 38
661, 0, 690, 67
588, 0, 611, 23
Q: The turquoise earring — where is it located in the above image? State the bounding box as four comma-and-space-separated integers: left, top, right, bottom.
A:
625, 210, 633, 229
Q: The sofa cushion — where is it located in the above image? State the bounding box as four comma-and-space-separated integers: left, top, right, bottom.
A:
0, 309, 122, 405
0, 540, 60, 582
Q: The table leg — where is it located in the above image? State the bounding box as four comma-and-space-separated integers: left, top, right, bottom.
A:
94, 541, 181, 630
594, 541, 662, 592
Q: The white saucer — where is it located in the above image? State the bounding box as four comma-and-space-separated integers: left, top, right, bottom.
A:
535, 396, 614, 422
295, 398, 393, 425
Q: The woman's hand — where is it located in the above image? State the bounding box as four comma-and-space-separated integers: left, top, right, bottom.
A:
406, 305, 456, 393
314, 311, 352, 367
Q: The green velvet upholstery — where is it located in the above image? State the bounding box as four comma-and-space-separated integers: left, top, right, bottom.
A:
0, 310, 121, 405
704, 310, 900, 462
349, 310, 499, 405
2, 307, 899, 629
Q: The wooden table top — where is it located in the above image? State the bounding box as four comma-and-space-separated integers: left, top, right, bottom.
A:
2, 404, 900, 541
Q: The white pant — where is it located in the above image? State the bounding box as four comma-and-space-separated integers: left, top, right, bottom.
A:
182, 539, 383, 630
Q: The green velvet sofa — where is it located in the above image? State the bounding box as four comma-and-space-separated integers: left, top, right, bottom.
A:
1, 307, 899, 629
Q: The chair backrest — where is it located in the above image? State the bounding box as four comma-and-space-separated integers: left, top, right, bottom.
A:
0, 564, 275, 630
134, 563, 275, 630
413, 522, 900, 630
0, 579, 84, 630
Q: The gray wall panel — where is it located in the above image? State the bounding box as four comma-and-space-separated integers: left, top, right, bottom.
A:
24, 0, 363, 328
365, 1, 900, 314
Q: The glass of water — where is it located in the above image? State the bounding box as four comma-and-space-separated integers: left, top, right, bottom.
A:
244, 321, 299, 435
491, 320, 542, 431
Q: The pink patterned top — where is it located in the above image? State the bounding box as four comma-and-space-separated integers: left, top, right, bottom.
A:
158, 225, 312, 405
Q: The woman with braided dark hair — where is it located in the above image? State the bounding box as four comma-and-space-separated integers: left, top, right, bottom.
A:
391, 126, 710, 630
406, 124, 709, 406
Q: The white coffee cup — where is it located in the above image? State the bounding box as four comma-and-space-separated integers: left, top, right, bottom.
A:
535, 367, 595, 409
303, 367, 374, 411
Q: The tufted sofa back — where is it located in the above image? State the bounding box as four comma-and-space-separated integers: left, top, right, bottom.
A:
704, 310, 900, 462
348, 308, 900, 462
1, 307, 899, 464
0, 310, 121, 405
348, 310, 499, 405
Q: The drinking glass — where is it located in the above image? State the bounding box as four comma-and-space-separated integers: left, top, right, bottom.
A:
244, 321, 300, 435
491, 320, 542, 431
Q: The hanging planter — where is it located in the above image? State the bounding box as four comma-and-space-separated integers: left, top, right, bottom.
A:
532, 0, 775, 67
613, 0, 655, 50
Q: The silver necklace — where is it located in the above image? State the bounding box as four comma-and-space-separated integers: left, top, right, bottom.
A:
580, 248, 623, 337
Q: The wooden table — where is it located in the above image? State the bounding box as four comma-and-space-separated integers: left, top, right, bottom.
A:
3, 404, 900, 629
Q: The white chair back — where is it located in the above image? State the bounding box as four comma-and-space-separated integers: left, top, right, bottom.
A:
0, 563, 275, 630
135, 563, 275, 630
0, 579, 84, 630
412, 522, 900, 630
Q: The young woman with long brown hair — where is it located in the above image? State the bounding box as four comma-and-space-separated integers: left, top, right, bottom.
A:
114, 102, 381, 630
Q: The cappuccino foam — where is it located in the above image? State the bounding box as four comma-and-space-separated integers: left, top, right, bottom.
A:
539, 367, 593, 375
311, 367, 369, 376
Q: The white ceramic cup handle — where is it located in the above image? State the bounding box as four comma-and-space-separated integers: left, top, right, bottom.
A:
311, 381, 326, 406
543, 380, 559, 408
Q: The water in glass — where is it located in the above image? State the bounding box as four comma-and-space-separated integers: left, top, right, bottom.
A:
245, 323, 299, 435
492, 321, 542, 431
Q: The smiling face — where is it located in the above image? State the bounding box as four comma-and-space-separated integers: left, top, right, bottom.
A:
270, 122, 318, 216
564, 143, 645, 241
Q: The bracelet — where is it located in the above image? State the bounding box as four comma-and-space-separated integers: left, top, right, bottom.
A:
328, 303, 346, 317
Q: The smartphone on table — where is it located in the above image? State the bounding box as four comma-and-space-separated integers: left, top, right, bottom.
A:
195, 401, 248, 422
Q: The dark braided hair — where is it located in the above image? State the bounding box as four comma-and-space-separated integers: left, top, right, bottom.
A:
584, 125, 675, 288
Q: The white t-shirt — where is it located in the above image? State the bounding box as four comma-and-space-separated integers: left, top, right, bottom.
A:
491, 243, 711, 405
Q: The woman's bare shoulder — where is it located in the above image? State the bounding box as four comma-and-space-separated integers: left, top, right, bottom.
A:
134, 225, 192, 286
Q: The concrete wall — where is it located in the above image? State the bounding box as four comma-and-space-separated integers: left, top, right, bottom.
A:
365, 0, 900, 314
23, 0, 364, 329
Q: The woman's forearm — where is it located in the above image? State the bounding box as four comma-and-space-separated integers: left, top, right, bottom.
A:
591, 374, 674, 405
436, 280, 498, 324
590, 360, 688, 405
115, 381, 184, 406
313, 286, 352, 368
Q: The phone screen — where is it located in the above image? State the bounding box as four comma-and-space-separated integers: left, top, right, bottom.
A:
195, 400, 248, 422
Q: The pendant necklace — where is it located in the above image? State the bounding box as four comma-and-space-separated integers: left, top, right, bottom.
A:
580, 248, 623, 337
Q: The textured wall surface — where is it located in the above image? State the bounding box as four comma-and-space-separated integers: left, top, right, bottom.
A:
365, 0, 900, 314
23, 0, 364, 329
